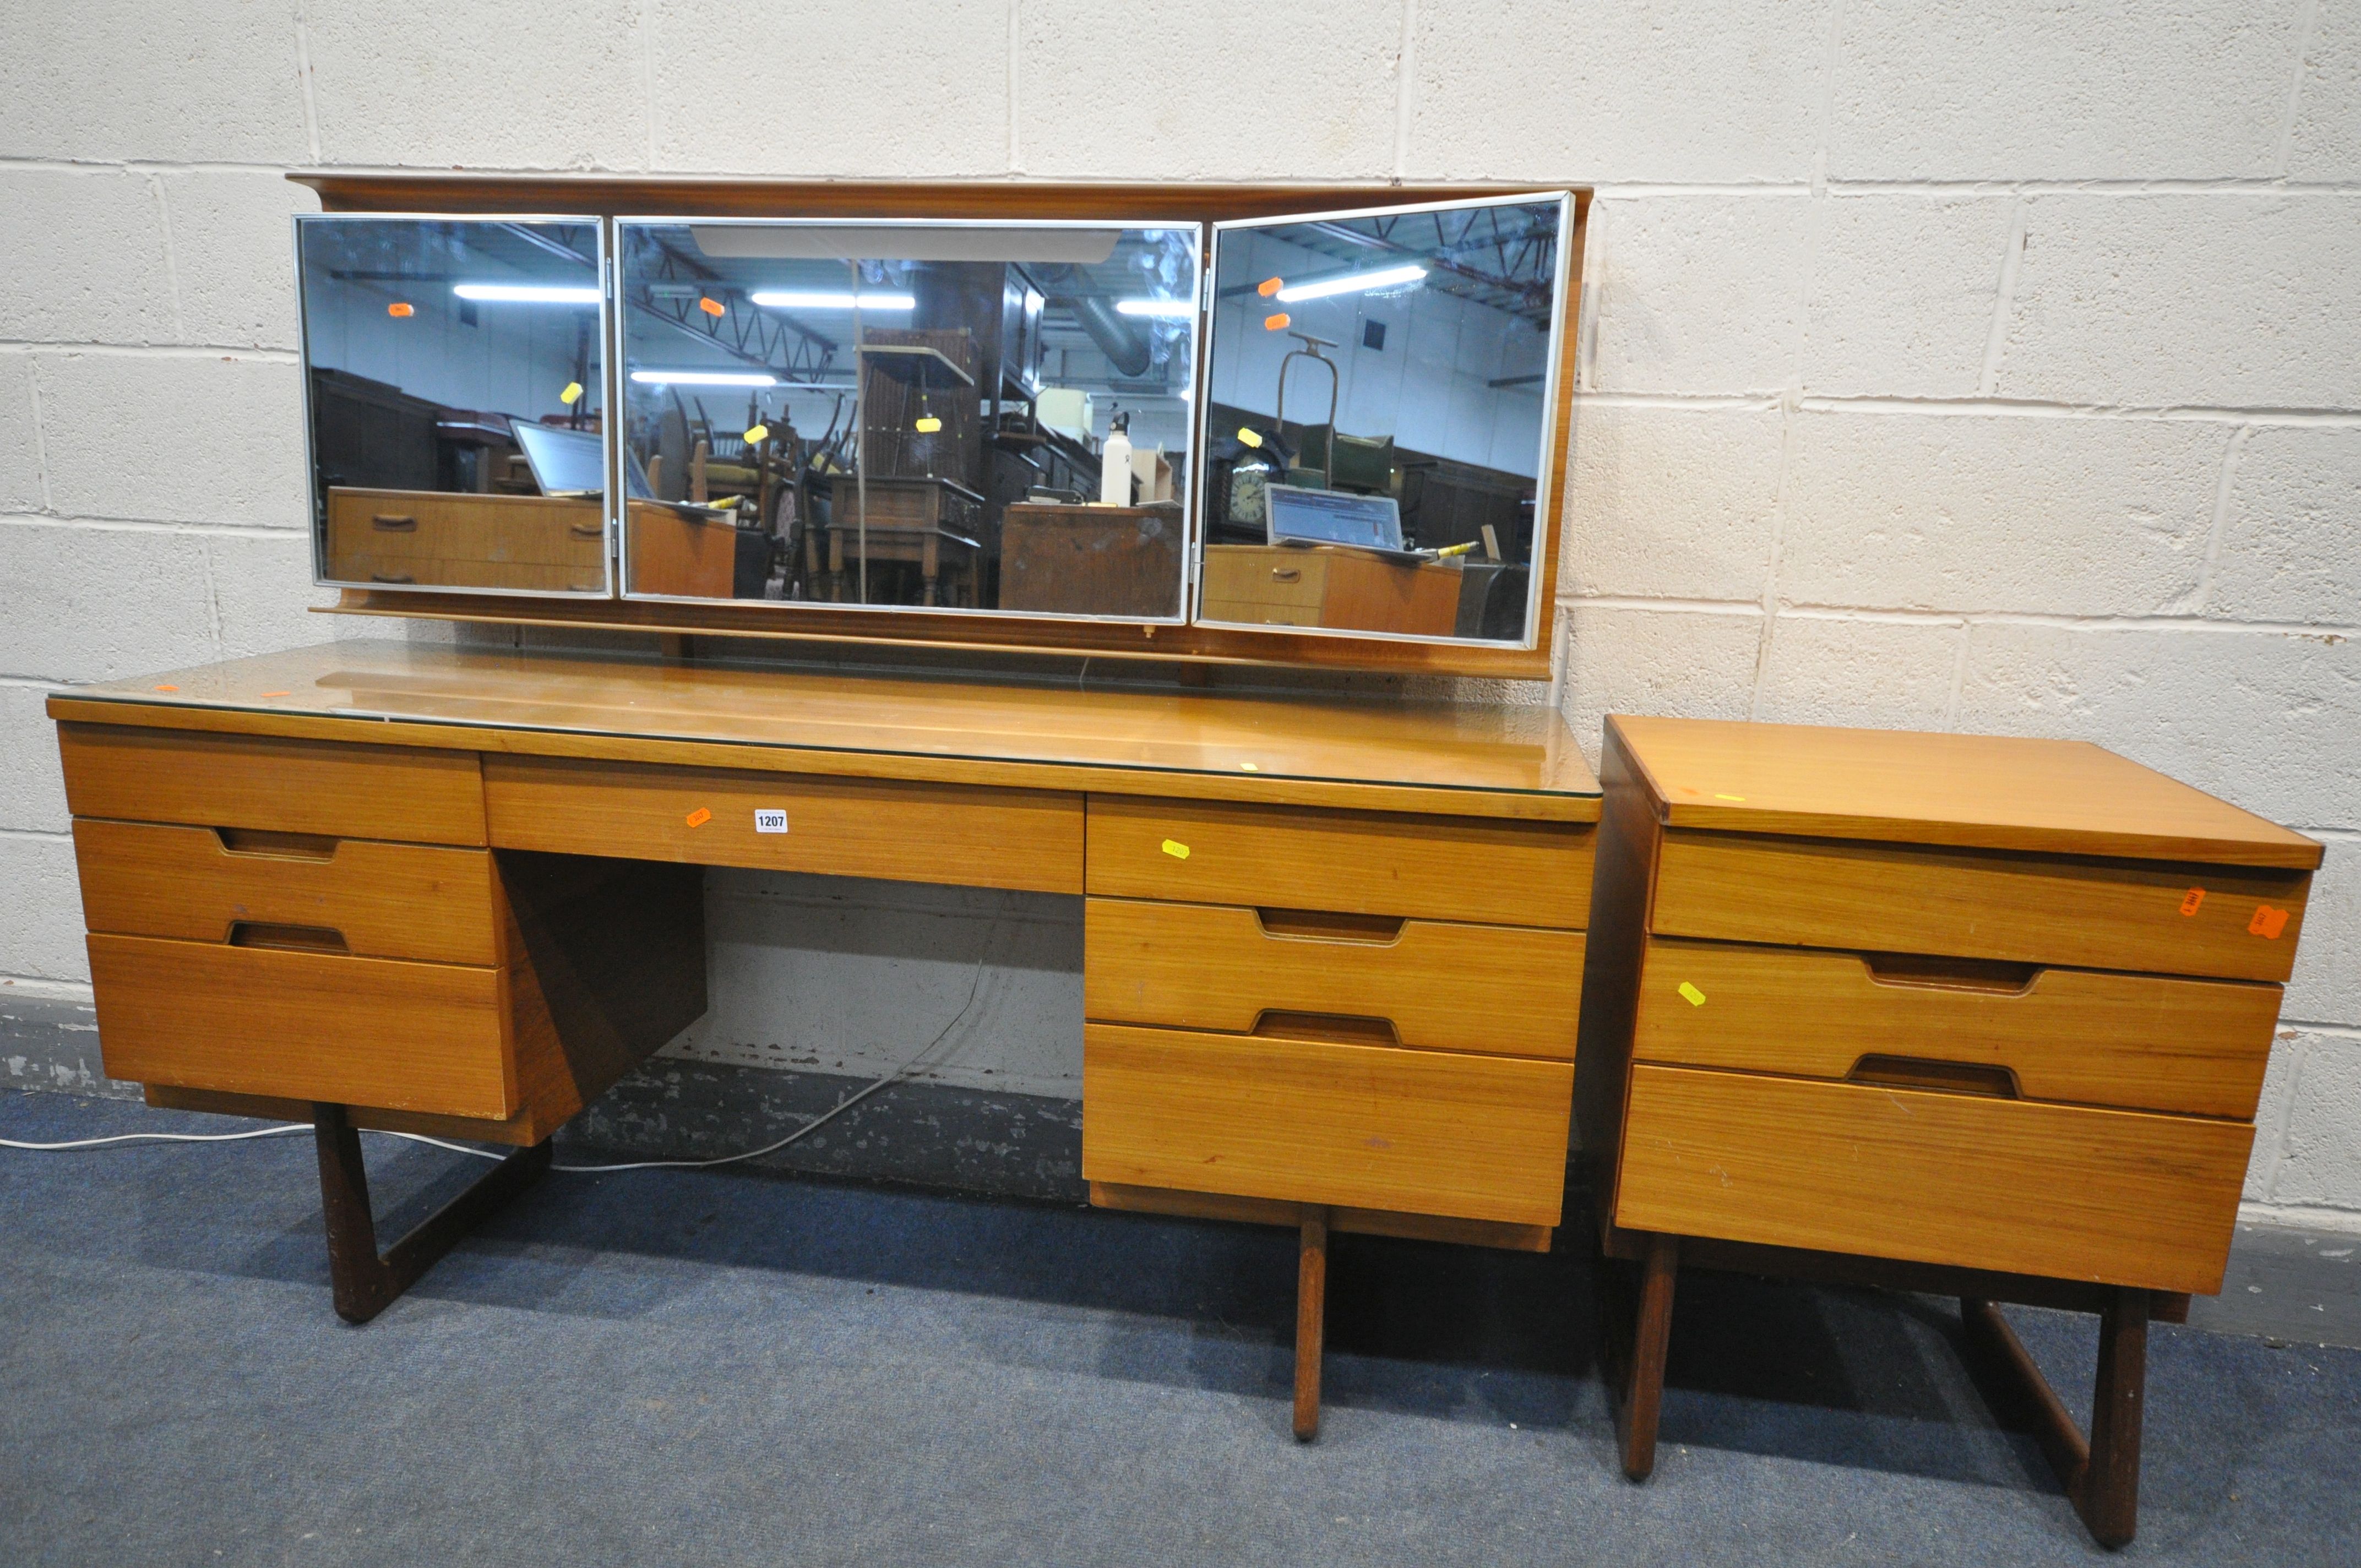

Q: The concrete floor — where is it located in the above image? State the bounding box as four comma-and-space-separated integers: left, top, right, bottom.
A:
5, 1089, 2357, 1566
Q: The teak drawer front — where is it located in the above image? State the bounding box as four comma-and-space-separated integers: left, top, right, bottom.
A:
325, 489, 607, 568
1634, 937, 2282, 1120
1084, 897, 1584, 1060
72, 819, 500, 966
58, 725, 486, 847
1087, 796, 1593, 928
1614, 1064, 2251, 1294
485, 755, 1084, 894
1651, 828, 2308, 983
1082, 1023, 1573, 1227
87, 934, 514, 1119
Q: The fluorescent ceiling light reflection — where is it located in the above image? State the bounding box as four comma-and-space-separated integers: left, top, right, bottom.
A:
1115, 298, 1195, 318
630, 370, 778, 387
452, 283, 600, 303
1274, 265, 1427, 303
748, 291, 916, 311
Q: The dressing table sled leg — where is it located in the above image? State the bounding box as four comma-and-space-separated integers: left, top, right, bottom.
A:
312, 1103, 554, 1325
1293, 1206, 1329, 1441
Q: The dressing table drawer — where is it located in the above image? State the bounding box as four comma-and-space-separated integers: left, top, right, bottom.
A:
1082, 1023, 1572, 1227
86, 934, 515, 1120
324, 489, 608, 569
1613, 1063, 2252, 1295
1087, 796, 1593, 928
485, 755, 1084, 894
1084, 897, 1581, 1059
71, 819, 501, 966
1651, 829, 2309, 983
1631, 937, 2280, 1119
58, 724, 487, 847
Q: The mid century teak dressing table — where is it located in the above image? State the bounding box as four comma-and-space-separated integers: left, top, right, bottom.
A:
1578, 715, 2320, 1547
47, 638, 1600, 1439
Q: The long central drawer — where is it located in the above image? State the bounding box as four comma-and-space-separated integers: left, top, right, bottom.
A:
485, 755, 1084, 894
1083, 1023, 1573, 1227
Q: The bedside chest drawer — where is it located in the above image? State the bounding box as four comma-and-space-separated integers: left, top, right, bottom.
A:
58, 725, 487, 847
1087, 797, 1593, 928
1613, 1063, 2251, 1294
1084, 897, 1582, 1059
87, 934, 515, 1119
1651, 829, 2309, 982
1082, 1023, 1572, 1226
1632, 937, 2281, 1119
73, 819, 501, 966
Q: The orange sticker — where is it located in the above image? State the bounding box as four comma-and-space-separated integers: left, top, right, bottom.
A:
152, 684, 178, 692
1264, 312, 1291, 331
1257, 277, 1284, 298
388, 302, 414, 318
699, 296, 725, 317
2249, 905, 2289, 939
259, 690, 290, 698
2179, 888, 2206, 917
685, 807, 712, 828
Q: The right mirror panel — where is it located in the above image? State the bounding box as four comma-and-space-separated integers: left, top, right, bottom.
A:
1196, 193, 1571, 647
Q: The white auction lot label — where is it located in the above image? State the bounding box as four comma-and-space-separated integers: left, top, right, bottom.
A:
754, 809, 789, 834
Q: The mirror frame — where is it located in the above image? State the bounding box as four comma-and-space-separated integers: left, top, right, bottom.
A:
296, 174, 1590, 680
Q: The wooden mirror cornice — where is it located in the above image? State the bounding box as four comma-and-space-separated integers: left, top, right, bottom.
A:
296, 173, 1590, 678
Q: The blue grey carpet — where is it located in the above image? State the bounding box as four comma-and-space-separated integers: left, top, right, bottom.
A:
3, 1089, 2354, 1566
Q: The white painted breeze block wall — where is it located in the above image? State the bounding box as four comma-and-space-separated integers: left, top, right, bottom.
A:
2, 3, 2355, 1231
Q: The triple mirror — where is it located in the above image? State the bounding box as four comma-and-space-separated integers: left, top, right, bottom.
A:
295, 192, 1572, 651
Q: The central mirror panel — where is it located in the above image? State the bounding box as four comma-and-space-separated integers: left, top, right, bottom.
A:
616, 219, 1201, 619
1196, 193, 1571, 648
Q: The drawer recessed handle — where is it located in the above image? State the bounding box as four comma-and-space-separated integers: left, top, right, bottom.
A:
1848, 1055, 2019, 1099
1271, 568, 1302, 582
215, 827, 339, 861
228, 921, 350, 955
370, 571, 417, 584
1861, 952, 2039, 995
568, 521, 605, 538
1256, 907, 1406, 944
1253, 1010, 1400, 1048
371, 514, 418, 532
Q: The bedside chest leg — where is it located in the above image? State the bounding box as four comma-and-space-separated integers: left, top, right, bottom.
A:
1960, 1289, 2150, 1548
1293, 1207, 1329, 1441
2081, 1287, 2150, 1548
1617, 1233, 1680, 1480
312, 1103, 554, 1325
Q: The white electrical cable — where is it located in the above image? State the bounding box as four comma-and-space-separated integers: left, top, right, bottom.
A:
1, 916, 999, 1171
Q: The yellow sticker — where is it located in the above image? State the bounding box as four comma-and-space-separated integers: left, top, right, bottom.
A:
1677, 982, 1706, 1007
559, 381, 584, 406
914, 415, 943, 434
1236, 427, 1264, 449
1239, 761, 1259, 771
1161, 839, 1191, 860
744, 423, 769, 444
1713, 793, 1746, 802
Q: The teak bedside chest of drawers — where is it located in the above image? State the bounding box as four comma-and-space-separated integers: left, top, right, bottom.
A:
1576, 715, 2320, 1547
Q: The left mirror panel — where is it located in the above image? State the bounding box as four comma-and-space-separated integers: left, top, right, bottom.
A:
297, 216, 611, 595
